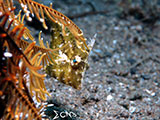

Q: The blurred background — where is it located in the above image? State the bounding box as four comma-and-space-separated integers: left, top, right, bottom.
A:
15, 0, 160, 119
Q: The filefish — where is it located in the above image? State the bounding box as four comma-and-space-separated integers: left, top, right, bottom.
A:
46, 22, 96, 89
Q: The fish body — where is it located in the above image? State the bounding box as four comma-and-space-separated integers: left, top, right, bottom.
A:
46, 22, 93, 89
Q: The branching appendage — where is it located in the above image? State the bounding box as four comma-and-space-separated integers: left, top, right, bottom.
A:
1, 0, 34, 40
18, 0, 90, 51
0, 7, 51, 99
0, 78, 42, 120
0, 7, 47, 120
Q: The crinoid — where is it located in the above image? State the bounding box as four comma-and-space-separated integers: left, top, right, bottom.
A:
0, 0, 95, 119
0, 9, 43, 120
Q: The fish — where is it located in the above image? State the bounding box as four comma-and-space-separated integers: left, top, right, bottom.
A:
46, 22, 96, 89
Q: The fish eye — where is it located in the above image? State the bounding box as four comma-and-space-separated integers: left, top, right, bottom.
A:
73, 59, 77, 63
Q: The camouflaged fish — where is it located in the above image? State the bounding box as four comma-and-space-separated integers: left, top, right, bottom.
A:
46, 22, 96, 89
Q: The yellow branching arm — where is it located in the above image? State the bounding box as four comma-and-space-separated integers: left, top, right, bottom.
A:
0, 0, 34, 41
18, 0, 89, 50
0, 3, 48, 105
0, 79, 42, 120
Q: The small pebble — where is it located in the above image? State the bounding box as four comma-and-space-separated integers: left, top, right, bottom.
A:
129, 106, 136, 113
113, 53, 120, 59
145, 89, 156, 96
114, 26, 120, 30
117, 60, 121, 64
135, 25, 142, 31
127, 58, 136, 65
118, 94, 126, 99
141, 74, 151, 80
118, 100, 129, 109
113, 40, 117, 44
105, 52, 112, 58
94, 49, 103, 54
143, 97, 152, 103
130, 67, 137, 75
107, 95, 113, 101
129, 86, 136, 91
155, 98, 160, 105
106, 87, 114, 93
129, 93, 142, 101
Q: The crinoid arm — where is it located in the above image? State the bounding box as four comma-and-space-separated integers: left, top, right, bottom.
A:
0, 5, 48, 120
18, 0, 90, 51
